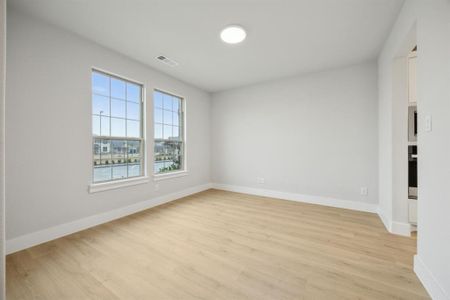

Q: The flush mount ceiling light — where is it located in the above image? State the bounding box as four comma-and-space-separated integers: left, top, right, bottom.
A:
220, 25, 247, 44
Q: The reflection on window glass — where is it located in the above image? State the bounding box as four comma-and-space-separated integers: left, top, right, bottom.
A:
153, 90, 184, 175
92, 70, 144, 183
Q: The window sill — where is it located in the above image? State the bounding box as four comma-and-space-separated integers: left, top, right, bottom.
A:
89, 176, 149, 193
153, 170, 188, 181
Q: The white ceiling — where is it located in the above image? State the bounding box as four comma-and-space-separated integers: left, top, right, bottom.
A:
9, 0, 404, 92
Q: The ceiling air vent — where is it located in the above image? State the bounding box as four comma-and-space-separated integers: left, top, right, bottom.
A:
156, 55, 179, 67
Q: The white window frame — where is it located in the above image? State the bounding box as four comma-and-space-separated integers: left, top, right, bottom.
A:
89, 68, 148, 193
153, 89, 187, 181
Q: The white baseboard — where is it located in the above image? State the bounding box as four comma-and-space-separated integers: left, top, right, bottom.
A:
211, 183, 377, 213
414, 255, 449, 300
376, 207, 391, 231
391, 221, 411, 236
376, 207, 411, 237
6, 183, 213, 254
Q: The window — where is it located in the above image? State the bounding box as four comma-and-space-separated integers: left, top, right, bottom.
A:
153, 90, 184, 174
92, 70, 144, 183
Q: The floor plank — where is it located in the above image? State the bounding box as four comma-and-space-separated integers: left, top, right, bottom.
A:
6, 189, 430, 299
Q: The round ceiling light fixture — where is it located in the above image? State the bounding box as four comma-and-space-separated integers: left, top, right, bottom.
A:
220, 25, 247, 44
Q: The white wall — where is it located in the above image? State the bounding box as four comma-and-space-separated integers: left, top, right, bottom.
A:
5, 9, 211, 241
379, 0, 450, 298
391, 56, 410, 229
0, 0, 5, 297
211, 62, 378, 206
377, 0, 417, 234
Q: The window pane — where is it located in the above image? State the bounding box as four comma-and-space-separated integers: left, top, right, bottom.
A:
153, 90, 183, 175
172, 126, 181, 141
163, 94, 172, 110
154, 91, 163, 108
111, 78, 126, 99
154, 161, 164, 173
127, 83, 140, 103
163, 110, 172, 125
112, 165, 127, 180
94, 166, 112, 182
165, 158, 181, 172
127, 120, 140, 138
127, 101, 140, 120
128, 164, 141, 178
93, 115, 100, 136
154, 141, 182, 174
111, 99, 126, 118
111, 118, 125, 136
154, 108, 163, 123
92, 94, 110, 116
173, 97, 181, 112
173, 111, 179, 127
100, 140, 111, 165
100, 116, 110, 136
111, 140, 126, 164
163, 125, 172, 139
154, 141, 165, 173
93, 139, 102, 166
127, 140, 141, 157
154, 123, 162, 139
92, 72, 109, 96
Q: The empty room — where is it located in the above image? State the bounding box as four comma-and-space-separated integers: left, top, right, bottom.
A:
0, 0, 449, 299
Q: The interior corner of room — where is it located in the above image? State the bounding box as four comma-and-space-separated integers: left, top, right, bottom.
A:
1, 0, 450, 299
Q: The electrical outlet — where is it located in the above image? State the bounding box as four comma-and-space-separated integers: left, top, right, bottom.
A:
154, 183, 160, 191
257, 177, 265, 184
360, 187, 368, 196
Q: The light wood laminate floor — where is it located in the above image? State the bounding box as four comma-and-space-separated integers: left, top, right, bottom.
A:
7, 189, 429, 299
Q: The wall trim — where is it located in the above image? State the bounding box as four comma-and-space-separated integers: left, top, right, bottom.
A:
376, 207, 391, 231
391, 221, 411, 236
376, 207, 411, 237
212, 183, 377, 213
7, 182, 414, 254
6, 183, 213, 254
414, 255, 449, 300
